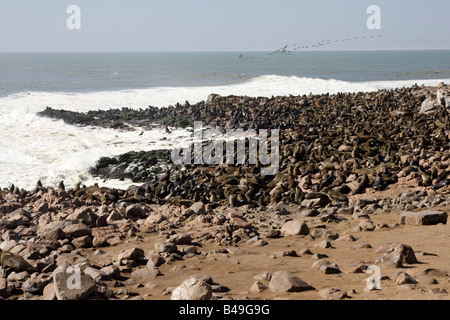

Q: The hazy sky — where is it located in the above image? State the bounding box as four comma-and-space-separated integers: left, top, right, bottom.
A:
0, 0, 449, 52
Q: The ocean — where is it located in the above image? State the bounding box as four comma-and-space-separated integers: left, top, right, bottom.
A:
0, 51, 449, 190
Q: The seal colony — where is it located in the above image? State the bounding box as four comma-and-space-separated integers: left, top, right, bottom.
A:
1, 83, 450, 300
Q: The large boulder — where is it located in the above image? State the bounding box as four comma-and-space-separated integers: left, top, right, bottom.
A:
281, 220, 310, 236
171, 276, 213, 300
53, 271, 97, 300
400, 211, 448, 226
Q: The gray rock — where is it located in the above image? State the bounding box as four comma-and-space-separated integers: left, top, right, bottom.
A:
70, 207, 96, 227
114, 247, 145, 262
63, 224, 92, 238
429, 288, 448, 295
269, 271, 315, 293
0, 277, 10, 298
4, 208, 31, 229
416, 275, 438, 285
189, 202, 206, 215
146, 252, 165, 267
375, 252, 403, 268
314, 240, 334, 249
280, 220, 310, 236
376, 242, 418, 264
187, 274, 214, 285
395, 272, 418, 285
420, 269, 448, 278
319, 288, 349, 300
130, 267, 161, 279
169, 233, 192, 245
254, 272, 272, 282
154, 242, 177, 254
41, 228, 66, 242
100, 265, 121, 280
182, 246, 198, 255
84, 267, 109, 281
71, 236, 93, 249
171, 277, 213, 300
399, 211, 448, 226
250, 281, 268, 293
320, 264, 341, 274
53, 271, 97, 300
23, 277, 48, 295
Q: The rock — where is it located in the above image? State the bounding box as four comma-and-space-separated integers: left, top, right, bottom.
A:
53, 271, 97, 300
63, 224, 92, 238
228, 212, 252, 229
320, 264, 341, 274
395, 273, 418, 285
0, 277, 10, 298
265, 229, 281, 239
343, 264, 368, 274
100, 265, 121, 280
376, 243, 418, 264
187, 274, 214, 285
319, 288, 349, 300
131, 267, 161, 279
375, 252, 403, 268
171, 276, 213, 300
23, 277, 47, 295
41, 228, 66, 242
70, 207, 96, 227
338, 235, 357, 242
269, 271, 315, 293
84, 267, 109, 281
416, 275, 438, 285
399, 211, 448, 226
298, 248, 313, 256
125, 204, 147, 221
358, 219, 375, 231
182, 246, 198, 255
420, 269, 448, 278
250, 281, 268, 293
280, 220, 310, 236
254, 272, 272, 282
114, 247, 145, 262
4, 208, 31, 229
314, 240, 334, 249
42, 283, 56, 300
0, 252, 37, 273
71, 236, 93, 249
154, 242, 177, 254
169, 233, 192, 245
429, 288, 448, 295
189, 202, 206, 215
146, 252, 165, 267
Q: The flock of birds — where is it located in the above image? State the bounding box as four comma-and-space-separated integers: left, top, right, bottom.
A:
238, 34, 382, 60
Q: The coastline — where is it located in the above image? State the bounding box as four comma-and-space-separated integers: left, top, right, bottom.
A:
1, 82, 450, 300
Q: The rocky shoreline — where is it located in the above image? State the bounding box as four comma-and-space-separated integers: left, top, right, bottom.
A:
2, 83, 450, 300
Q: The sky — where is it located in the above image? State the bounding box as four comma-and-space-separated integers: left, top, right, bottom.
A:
0, 0, 449, 52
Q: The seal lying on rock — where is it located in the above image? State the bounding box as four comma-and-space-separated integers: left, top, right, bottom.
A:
0, 250, 38, 273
